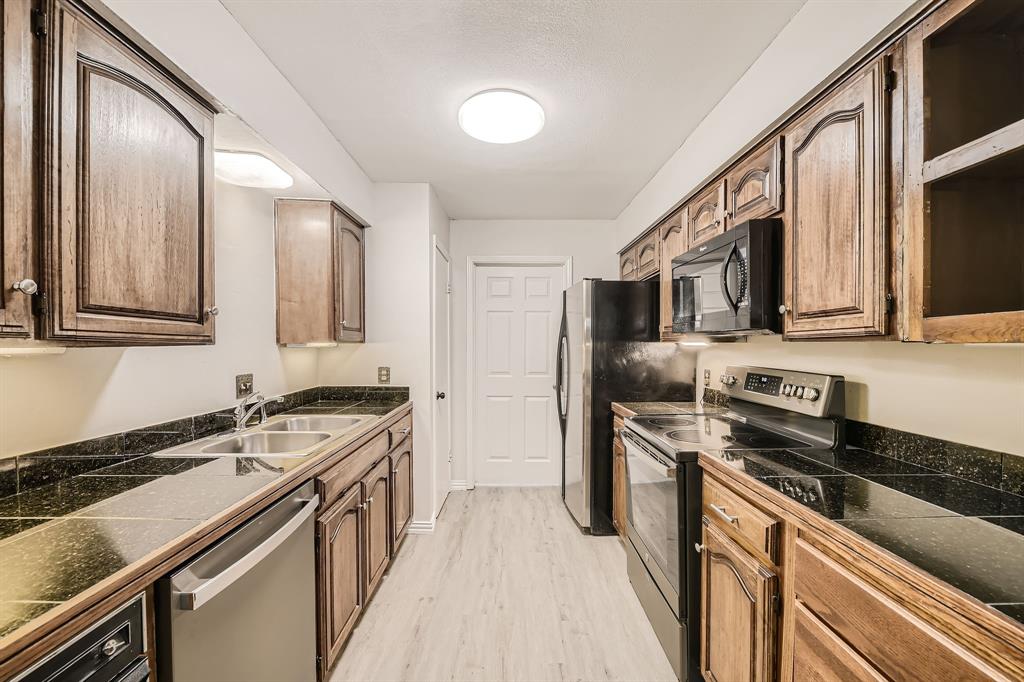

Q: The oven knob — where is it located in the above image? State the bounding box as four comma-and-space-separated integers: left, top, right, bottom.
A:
793, 386, 804, 399
805, 387, 820, 402
720, 374, 737, 386
782, 384, 791, 396
807, 490, 818, 503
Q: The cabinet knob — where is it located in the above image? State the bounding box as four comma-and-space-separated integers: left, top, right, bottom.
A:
205, 306, 220, 317
694, 543, 704, 554
341, 319, 347, 326
11, 279, 37, 295
778, 304, 789, 314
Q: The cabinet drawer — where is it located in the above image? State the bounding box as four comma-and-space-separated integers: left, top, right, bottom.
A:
793, 599, 885, 682
794, 538, 1001, 681
702, 477, 779, 564
388, 413, 413, 451
318, 432, 388, 509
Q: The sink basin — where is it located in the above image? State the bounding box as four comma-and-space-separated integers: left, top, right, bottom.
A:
201, 432, 330, 455
262, 416, 366, 433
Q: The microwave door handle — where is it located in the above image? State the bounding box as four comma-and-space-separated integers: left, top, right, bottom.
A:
720, 244, 739, 314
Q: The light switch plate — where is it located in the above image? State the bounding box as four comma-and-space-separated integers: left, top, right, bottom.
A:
703, 369, 711, 386
378, 367, 391, 385
236, 373, 254, 399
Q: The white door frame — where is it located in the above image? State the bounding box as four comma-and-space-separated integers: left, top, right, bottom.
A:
465, 256, 574, 488
431, 235, 452, 516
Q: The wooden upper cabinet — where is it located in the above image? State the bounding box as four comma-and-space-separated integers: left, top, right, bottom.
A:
658, 208, 686, 338
619, 247, 637, 281
782, 57, 890, 339
334, 209, 365, 343
362, 457, 391, 600
700, 519, 778, 682
687, 179, 726, 248
635, 229, 659, 280
0, 1, 36, 339
41, 0, 216, 345
901, 0, 1024, 343
317, 484, 364, 678
725, 137, 783, 225
276, 200, 367, 344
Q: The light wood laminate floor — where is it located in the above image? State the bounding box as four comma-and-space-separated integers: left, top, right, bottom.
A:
329, 487, 675, 682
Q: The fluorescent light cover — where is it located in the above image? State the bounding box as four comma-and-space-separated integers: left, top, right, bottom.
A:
678, 341, 709, 347
285, 342, 338, 348
215, 150, 293, 189
458, 90, 545, 144
0, 346, 67, 357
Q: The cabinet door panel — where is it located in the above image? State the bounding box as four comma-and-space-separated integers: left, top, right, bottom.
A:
363, 457, 391, 598
619, 247, 637, 281
635, 230, 659, 280
688, 180, 726, 248
700, 519, 777, 682
783, 60, 888, 338
727, 137, 783, 225
45, 2, 215, 344
0, 0, 35, 338
276, 200, 335, 344
658, 208, 686, 338
334, 209, 364, 342
317, 485, 363, 675
390, 445, 412, 553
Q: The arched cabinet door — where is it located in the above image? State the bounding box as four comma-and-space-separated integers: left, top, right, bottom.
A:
700, 519, 778, 682
362, 457, 392, 599
317, 484, 364, 677
389, 445, 413, 553
782, 57, 889, 339
42, 0, 216, 345
658, 208, 686, 338
687, 179, 726, 248
726, 137, 783, 225
333, 208, 365, 342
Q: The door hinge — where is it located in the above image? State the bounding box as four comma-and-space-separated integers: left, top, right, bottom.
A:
446, 284, 452, 295
30, 9, 47, 38
884, 69, 897, 92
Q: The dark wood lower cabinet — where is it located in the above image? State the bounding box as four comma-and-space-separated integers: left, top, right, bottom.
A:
362, 457, 392, 599
390, 446, 413, 553
700, 518, 778, 682
316, 484, 363, 679
612, 426, 626, 536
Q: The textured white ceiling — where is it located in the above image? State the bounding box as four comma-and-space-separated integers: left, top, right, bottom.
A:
222, 0, 805, 219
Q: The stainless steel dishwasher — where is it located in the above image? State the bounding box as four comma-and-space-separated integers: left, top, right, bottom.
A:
156, 481, 319, 682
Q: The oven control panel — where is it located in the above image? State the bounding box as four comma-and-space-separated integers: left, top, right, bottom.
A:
719, 365, 844, 418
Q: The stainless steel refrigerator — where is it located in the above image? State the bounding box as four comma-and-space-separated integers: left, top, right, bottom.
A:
556, 279, 696, 535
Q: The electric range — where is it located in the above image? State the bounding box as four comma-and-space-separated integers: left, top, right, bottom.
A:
620, 365, 845, 681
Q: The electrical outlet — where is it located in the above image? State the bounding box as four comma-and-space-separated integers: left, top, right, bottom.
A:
378, 367, 391, 385
703, 369, 711, 386
235, 373, 254, 399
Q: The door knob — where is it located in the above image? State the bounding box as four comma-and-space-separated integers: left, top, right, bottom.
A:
436, 391, 446, 400
11, 279, 37, 295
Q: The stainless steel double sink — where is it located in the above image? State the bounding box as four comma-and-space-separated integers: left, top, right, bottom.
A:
158, 414, 375, 459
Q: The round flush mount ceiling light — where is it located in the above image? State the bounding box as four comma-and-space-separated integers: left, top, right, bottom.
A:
214, 150, 294, 189
458, 90, 545, 144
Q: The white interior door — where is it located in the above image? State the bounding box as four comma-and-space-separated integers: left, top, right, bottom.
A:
473, 265, 563, 486
433, 242, 452, 515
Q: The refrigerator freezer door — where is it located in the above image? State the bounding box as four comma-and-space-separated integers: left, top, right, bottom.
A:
562, 280, 591, 529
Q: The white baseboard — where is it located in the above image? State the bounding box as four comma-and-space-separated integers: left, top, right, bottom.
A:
449, 479, 473, 491
408, 520, 435, 534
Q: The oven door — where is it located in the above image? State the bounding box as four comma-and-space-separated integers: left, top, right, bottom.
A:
671, 234, 749, 334
622, 428, 682, 616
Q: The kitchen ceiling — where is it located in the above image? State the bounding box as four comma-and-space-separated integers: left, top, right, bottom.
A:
222, 0, 806, 219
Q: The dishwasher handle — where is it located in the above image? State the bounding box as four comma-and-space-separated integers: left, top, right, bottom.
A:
176, 493, 319, 611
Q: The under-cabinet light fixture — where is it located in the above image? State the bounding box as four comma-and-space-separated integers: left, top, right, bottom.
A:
284, 342, 338, 348
214, 150, 293, 189
0, 346, 67, 358
458, 90, 545, 144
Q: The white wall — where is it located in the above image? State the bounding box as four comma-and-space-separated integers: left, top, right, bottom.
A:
317, 183, 442, 526
699, 338, 1024, 456
447, 219, 617, 484
102, 0, 374, 224
0, 181, 319, 458
614, 0, 916, 248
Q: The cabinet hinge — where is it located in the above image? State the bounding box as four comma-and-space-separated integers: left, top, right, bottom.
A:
772, 594, 780, 613
30, 290, 48, 317
30, 9, 47, 38
884, 69, 897, 92
885, 292, 894, 315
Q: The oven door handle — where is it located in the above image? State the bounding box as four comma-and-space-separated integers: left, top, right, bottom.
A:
621, 429, 675, 478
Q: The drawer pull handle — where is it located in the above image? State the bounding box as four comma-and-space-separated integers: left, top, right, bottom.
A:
397, 427, 411, 435
710, 504, 738, 525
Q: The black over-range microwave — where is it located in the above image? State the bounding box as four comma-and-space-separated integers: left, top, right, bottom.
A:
671, 218, 782, 336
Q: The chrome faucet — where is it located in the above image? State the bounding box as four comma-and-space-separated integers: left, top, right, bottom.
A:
233, 392, 285, 431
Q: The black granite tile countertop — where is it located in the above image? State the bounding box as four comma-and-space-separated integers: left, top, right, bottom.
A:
699, 446, 1024, 625
0, 399, 408, 641
614, 401, 703, 416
